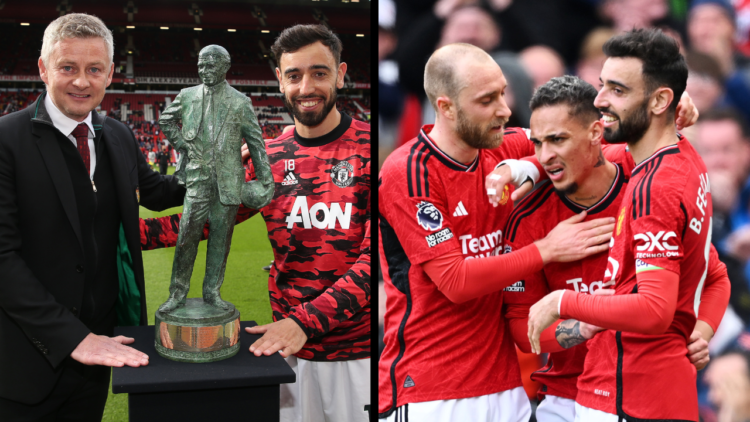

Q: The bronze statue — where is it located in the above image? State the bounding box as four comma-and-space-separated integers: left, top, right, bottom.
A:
158, 45, 274, 314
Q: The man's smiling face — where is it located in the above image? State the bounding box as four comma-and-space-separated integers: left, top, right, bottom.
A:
276, 41, 346, 128
39, 37, 113, 122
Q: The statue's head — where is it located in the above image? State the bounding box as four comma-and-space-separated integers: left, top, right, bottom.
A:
198, 45, 231, 87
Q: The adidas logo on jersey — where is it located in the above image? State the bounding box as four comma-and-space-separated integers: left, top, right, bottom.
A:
453, 201, 469, 217
282, 172, 298, 186
403, 375, 415, 388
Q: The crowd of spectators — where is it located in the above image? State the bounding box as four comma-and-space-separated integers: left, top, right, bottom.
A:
379, 0, 750, 419
0, 91, 40, 115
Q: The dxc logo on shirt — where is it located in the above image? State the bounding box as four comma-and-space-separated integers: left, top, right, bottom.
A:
286, 196, 353, 229
634, 231, 678, 252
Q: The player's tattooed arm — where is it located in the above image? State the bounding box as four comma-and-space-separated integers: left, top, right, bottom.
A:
556, 318, 606, 348
555, 319, 588, 349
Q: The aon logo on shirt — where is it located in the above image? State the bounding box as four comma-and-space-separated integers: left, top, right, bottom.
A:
286, 196, 353, 229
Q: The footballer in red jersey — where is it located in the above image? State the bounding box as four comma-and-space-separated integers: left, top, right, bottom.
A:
501, 76, 728, 422
378, 43, 615, 422
527, 29, 721, 421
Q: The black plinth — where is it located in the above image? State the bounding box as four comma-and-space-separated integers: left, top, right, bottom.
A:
112, 321, 296, 422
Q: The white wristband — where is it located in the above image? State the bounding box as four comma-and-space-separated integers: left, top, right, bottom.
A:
496, 159, 540, 188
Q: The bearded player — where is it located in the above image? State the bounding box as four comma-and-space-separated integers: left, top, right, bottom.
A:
501, 75, 729, 422
527, 29, 718, 421
378, 43, 617, 421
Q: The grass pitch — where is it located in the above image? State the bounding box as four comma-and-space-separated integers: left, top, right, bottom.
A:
102, 166, 274, 421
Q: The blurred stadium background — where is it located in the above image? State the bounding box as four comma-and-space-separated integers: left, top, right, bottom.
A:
0, 0, 369, 419
379, 0, 750, 420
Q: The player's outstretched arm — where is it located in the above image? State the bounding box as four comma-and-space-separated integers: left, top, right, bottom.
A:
553, 289, 613, 349
528, 269, 679, 354
139, 206, 256, 251
422, 212, 613, 303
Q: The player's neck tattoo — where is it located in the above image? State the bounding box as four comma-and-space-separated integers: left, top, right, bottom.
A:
593, 150, 605, 168
574, 195, 597, 202
556, 319, 588, 349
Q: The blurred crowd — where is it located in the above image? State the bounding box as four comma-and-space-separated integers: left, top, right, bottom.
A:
379, 0, 750, 420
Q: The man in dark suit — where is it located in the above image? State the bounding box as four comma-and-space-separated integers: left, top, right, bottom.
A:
157, 145, 170, 175
0, 13, 185, 421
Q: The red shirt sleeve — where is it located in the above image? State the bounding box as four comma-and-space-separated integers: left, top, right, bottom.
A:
560, 269, 679, 335
697, 244, 731, 332
421, 244, 544, 303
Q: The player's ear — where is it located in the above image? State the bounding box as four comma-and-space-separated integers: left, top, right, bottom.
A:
275, 68, 284, 93
589, 118, 604, 146
436, 96, 456, 121
651, 87, 674, 117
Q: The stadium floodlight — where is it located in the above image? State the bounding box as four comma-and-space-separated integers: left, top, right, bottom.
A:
20, 23, 30, 26
160, 26, 169, 30
228, 29, 236, 32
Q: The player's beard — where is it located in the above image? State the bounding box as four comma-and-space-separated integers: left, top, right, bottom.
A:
283, 86, 338, 127
455, 106, 508, 149
601, 97, 651, 145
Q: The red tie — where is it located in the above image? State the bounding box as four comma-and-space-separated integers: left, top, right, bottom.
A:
72, 123, 90, 174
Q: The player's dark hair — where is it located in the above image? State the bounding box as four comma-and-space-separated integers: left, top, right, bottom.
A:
699, 107, 750, 139
271, 24, 342, 67
529, 75, 600, 125
602, 28, 687, 113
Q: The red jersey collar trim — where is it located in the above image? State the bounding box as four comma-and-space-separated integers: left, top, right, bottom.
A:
631, 140, 682, 174
419, 125, 479, 172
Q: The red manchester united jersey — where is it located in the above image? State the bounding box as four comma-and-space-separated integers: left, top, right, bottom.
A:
378, 126, 535, 416
503, 163, 628, 401
241, 113, 371, 362
575, 137, 712, 420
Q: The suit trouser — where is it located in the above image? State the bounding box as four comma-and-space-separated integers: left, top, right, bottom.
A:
0, 358, 110, 422
168, 174, 239, 302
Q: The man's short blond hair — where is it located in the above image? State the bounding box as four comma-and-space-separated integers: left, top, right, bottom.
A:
424, 43, 492, 112
41, 13, 114, 66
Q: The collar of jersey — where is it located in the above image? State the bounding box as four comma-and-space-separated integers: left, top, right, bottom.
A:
418, 125, 479, 172
294, 112, 352, 147
557, 163, 625, 214
631, 133, 683, 176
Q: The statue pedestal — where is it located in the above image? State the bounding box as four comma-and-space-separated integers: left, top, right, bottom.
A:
112, 322, 296, 422
154, 298, 240, 363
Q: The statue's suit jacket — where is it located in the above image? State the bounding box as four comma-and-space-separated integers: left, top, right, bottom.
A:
160, 80, 271, 206
0, 93, 185, 404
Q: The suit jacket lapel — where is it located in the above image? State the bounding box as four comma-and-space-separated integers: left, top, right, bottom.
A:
30, 96, 84, 252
